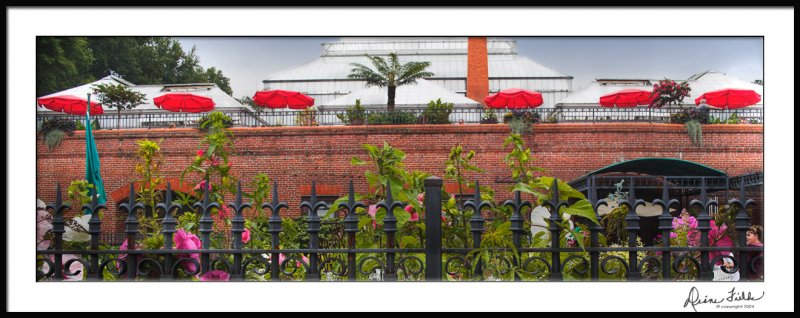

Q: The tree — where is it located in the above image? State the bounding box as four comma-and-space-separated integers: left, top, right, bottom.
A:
205, 67, 233, 95
93, 83, 147, 130
38, 37, 235, 97
36, 37, 95, 97
753, 79, 763, 86
347, 53, 434, 112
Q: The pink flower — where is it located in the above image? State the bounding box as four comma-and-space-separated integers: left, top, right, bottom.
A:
227, 162, 233, 167
200, 270, 230, 281
409, 212, 419, 222
441, 215, 446, 222
37, 209, 52, 247
368, 205, 377, 218
417, 193, 425, 203
242, 228, 251, 244
300, 255, 309, 267
116, 239, 137, 272
197, 149, 204, 156
372, 219, 377, 229
404, 205, 414, 213
195, 180, 208, 191
669, 232, 678, 239
217, 205, 230, 219
175, 229, 202, 273
43, 254, 84, 281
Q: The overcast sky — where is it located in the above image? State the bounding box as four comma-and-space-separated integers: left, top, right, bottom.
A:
176, 37, 763, 99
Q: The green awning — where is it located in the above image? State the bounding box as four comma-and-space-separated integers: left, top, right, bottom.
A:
585, 158, 727, 177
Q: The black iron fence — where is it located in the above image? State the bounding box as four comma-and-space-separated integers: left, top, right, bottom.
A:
36, 106, 763, 130
37, 176, 762, 282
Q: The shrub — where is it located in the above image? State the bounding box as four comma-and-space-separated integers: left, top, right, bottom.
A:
480, 108, 498, 124
197, 112, 233, 131
367, 111, 417, 125
419, 98, 453, 124
669, 108, 709, 124
40, 117, 76, 150
336, 99, 367, 125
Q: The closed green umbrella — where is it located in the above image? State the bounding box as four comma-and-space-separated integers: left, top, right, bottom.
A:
85, 93, 106, 212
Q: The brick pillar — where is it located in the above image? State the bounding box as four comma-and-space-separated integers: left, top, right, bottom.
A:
467, 37, 489, 106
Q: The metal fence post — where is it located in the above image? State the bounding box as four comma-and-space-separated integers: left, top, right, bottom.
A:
229, 181, 251, 281
300, 180, 327, 281
424, 177, 443, 281
693, 178, 713, 281
464, 179, 492, 279
158, 183, 181, 279
378, 181, 405, 282
194, 180, 218, 275
340, 180, 365, 281
544, 179, 563, 281
732, 177, 755, 281
119, 183, 143, 280
504, 190, 531, 281
623, 179, 644, 281
264, 181, 287, 281
655, 177, 677, 281
588, 176, 602, 280
47, 184, 67, 281
85, 192, 106, 281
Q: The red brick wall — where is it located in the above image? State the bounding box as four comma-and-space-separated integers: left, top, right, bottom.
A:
466, 37, 489, 105
36, 123, 763, 232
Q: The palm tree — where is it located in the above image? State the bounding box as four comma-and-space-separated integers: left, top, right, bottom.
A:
347, 53, 434, 112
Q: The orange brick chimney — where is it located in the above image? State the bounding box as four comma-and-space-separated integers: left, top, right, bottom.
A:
467, 37, 489, 105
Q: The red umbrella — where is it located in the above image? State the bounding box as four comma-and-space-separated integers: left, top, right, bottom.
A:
484, 88, 544, 109
599, 88, 654, 107
37, 95, 104, 115
253, 90, 315, 109
153, 93, 215, 113
695, 88, 761, 109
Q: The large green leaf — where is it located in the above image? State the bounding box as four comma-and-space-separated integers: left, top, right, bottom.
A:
561, 199, 599, 225
399, 235, 419, 248
351, 156, 366, 166
537, 176, 586, 201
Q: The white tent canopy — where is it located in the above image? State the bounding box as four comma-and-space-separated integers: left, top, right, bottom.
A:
320, 78, 481, 110
37, 75, 245, 113
556, 70, 763, 107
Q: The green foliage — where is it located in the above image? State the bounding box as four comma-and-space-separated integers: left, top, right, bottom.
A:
503, 111, 540, 134
348, 52, 434, 111
37, 37, 233, 98
177, 211, 199, 234
67, 180, 95, 215
247, 173, 271, 211
480, 108, 499, 124
197, 112, 234, 131
75, 118, 101, 131
420, 98, 453, 124
367, 111, 417, 125
134, 139, 165, 216
351, 141, 408, 198
294, 108, 318, 126
92, 83, 147, 130
36, 37, 95, 97
669, 108, 709, 124
685, 119, 703, 146
336, 99, 367, 125
40, 117, 77, 150
44, 130, 65, 151
444, 144, 484, 200
182, 110, 237, 236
